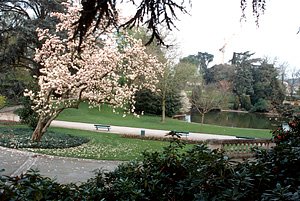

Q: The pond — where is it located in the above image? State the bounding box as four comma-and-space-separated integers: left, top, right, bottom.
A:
191, 110, 288, 130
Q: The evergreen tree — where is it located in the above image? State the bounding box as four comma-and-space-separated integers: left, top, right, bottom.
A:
0, 0, 64, 102
252, 60, 285, 106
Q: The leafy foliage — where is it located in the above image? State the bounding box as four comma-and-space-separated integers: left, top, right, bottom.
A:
0, 95, 6, 108
232, 52, 255, 98
25, 2, 163, 142
252, 60, 285, 105
179, 52, 214, 84
251, 98, 269, 112
231, 52, 284, 111
0, 71, 27, 104
134, 88, 182, 117
2, 118, 300, 200
17, 97, 38, 129
232, 95, 240, 110
0, 0, 63, 74
206, 64, 235, 84
74, 0, 190, 48
0, 127, 89, 149
0, 0, 64, 103
276, 104, 300, 119
240, 94, 252, 111
134, 89, 160, 115
251, 117, 300, 200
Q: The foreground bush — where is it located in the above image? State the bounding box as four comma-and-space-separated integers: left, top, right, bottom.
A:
0, 169, 76, 200
1, 118, 300, 200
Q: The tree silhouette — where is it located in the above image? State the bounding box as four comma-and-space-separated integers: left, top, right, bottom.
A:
74, 0, 190, 49
75, 0, 266, 47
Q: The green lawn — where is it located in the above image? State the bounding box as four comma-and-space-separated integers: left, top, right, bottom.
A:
57, 102, 272, 138
24, 127, 191, 161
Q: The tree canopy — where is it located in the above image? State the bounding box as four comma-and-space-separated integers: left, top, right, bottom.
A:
26, 2, 163, 141
0, 0, 64, 75
75, 0, 266, 47
74, 0, 190, 48
0, 0, 65, 102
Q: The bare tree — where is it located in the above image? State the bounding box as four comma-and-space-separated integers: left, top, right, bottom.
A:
277, 61, 289, 84
289, 68, 300, 99
191, 84, 225, 124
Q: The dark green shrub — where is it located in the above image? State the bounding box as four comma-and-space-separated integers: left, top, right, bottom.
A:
78, 139, 257, 201
17, 97, 38, 129
134, 88, 182, 117
251, 98, 269, 112
2, 119, 300, 200
134, 88, 161, 115
232, 95, 240, 110
251, 117, 300, 200
240, 94, 252, 111
0, 169, 79, 201
0, 77, 25, 105
91, 122, 300, 200
276, 104, 300, 119
261, 183, 300, 201
0, 126, 89, 148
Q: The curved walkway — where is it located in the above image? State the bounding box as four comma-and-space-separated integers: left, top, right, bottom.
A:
0, 108, 235, 184
51, 120, 236, 141
0, 146, 123, 184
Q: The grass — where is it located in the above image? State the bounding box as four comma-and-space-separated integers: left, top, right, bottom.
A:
1, 123, 191, 161
0, 102, 272, 161
21, 127, 189, 161
0, 120, 268, 161
0, 125, 89, 149
57, 102, 272, 139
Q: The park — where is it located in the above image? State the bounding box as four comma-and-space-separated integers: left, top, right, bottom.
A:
1, 0, 300, 200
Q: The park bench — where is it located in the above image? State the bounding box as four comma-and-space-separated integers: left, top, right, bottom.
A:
169, 130, 190, 138
94, 124, 111, 131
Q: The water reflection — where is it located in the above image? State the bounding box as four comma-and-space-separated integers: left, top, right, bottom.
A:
191, 111, 287, 129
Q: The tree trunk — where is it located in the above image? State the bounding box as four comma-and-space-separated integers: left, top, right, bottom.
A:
31, 109, 63, 142
31, 116, 51, 142
161, 88, 166, 123
201, 113, 205, 124
161, 98, 166, 123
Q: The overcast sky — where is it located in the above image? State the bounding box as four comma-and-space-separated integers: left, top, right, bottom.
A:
172, 0, 300, 74
117, 0, 300, 76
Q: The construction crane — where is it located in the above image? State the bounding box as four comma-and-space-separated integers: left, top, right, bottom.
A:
218, 34, 236, 64
219, 41, 227, 64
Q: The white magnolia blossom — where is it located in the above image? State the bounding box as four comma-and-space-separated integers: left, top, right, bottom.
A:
26, 1, 163, 117
179, 90, 192, 113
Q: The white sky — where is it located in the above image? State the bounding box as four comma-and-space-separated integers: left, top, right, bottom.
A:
173, 0, 300, 74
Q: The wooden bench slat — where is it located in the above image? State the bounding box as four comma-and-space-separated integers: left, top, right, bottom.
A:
94, 124, 111, 131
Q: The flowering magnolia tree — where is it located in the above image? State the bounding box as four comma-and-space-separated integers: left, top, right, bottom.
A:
25, 2, 163, 142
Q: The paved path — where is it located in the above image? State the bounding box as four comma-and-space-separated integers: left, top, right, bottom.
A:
0, 146, 123, 184
0, 108, 236, 184
51, 120, 237, 141
0, 106, 236, 141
